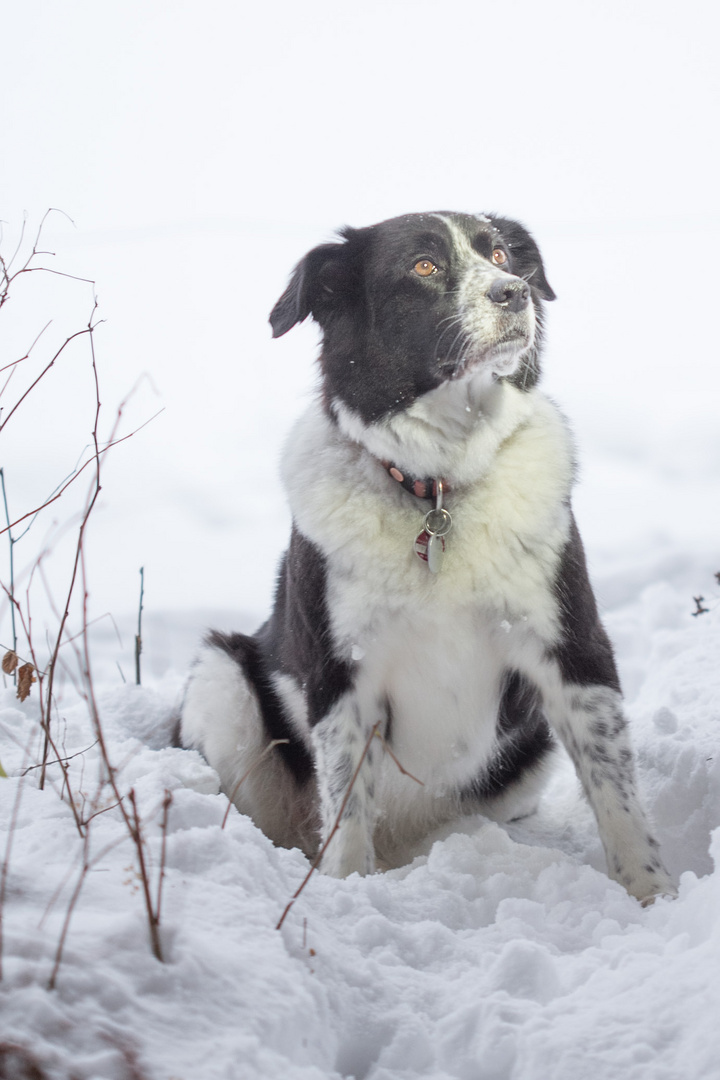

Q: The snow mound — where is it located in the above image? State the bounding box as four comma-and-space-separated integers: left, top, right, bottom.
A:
1, 585, 719, 1079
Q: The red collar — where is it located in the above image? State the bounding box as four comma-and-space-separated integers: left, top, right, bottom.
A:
381, 460, 450, 501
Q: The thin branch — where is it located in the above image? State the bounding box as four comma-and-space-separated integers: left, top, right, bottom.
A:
1, 211, 169, 975
81, 800, 123, 827
47, 830, 129, 991
16, 266, 96, 287
276, 722, 380, 931
374, 728, 424, 786
274, 727, 424, 931
39, 302, 102, 787
0, 324, 95, 435
2, 590, 84, 834
74, 533, 164, 961
135, 568, 144, 686
155, 791, 173, 929
0, 407, 165, 537
2, 214, 28, 280
0, 764, 28, 981
0, 470, 17, 670
20, 740, 99, 776
0, 320, 52, 377
127, 790, 163, 962
47, 840, 88, 991
39, 848, 83, 933
0, 208, 77, 309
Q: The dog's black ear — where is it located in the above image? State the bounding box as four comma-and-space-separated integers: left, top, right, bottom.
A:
489, 215, 556, 302
269, 231, 359, 338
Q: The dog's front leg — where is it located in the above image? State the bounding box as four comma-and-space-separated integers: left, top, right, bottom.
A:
311, 691, 381, 878
539, 670, 676, 903
529, 519, 676, 902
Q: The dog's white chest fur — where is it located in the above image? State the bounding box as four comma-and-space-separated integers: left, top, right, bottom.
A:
355, 604, 505, 776
283, 379, 574, 646
277, 379, 575, 842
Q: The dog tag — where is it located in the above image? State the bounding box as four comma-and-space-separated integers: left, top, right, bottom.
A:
414, 481, 453, 573
414, 529, 446, 570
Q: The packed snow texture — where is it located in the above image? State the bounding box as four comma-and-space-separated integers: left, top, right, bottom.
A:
1, 582, 719, 1080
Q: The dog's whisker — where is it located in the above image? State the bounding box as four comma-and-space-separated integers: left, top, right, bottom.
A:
434, 316, 465, 355
438, 326, 472, 371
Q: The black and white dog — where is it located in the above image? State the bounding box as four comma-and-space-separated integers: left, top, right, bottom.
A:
181, 211, 675, 903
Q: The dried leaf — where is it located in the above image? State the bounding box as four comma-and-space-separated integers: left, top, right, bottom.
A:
17, 663, 36, 702
2, 650, 18, 675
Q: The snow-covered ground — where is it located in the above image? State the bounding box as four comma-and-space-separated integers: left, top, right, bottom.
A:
1, 567, 719, 1080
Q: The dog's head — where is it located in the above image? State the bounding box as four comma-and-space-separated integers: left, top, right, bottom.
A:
270, 212, 554, 424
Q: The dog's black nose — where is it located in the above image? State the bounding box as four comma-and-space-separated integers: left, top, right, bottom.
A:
487, 278, 530, 312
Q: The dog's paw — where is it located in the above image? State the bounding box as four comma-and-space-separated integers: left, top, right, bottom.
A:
619, 866, 678, 906
318, 831, 376, 878
638, 876, 678, 906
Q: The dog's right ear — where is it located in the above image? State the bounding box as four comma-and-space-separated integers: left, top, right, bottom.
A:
269, 232, 359, 338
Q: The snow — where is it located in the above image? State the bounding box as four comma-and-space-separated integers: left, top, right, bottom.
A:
1, 584, 720, 1079
2, 0, 720, 1075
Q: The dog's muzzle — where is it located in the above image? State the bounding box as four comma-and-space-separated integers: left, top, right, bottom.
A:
487, 277, 530, 313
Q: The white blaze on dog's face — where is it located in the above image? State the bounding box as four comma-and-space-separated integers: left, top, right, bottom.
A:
269, 210, 555, 429
431, 215, 535, 379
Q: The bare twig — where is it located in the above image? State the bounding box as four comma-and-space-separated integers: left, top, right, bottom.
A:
0, 214, 28, 288
127, 790, 163, 962
20, 740, 99, 776
276, 722, 380, 931
0, 319, 52, 377
47, 830, 129, 991
374, 728, 424, 786
155, 790, 173, 929
33, 297, 101, 788
135, 568, 144, 686
0, 208, 79, 312
275, 725, 425, 931
0, 640, 46, 678
39, 318, 161, 790
0, 764, 28, 980
4, 592, 84, 835
47, 844, 88, 990
0, 325, 96, 436
1, 212, 168, 975
0, 406, 164, 538
69, 429, 164, 960
0, 470, 17, 676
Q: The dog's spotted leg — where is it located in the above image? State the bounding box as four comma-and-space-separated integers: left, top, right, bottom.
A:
537, 670, 676, 903
311, 692, 381, 878
533, 515, 677, 902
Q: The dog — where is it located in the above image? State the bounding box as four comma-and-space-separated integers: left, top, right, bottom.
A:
180, 210, 675, 903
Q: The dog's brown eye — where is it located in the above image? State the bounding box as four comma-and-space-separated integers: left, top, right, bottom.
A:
414, 259, 437, 277
492, 249, 508, 266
